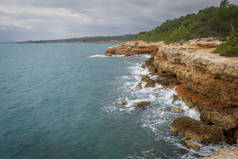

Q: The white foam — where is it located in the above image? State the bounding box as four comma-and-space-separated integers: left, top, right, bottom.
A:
89, 54, 107, 58
107, 45, 120, 49
129, 54, 151, 58
111, 55, 125, 57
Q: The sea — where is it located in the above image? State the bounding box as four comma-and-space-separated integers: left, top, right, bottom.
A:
0, 43, 230, 159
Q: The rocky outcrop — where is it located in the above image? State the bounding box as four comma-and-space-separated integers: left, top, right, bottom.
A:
105, 38, 238, 149
105, 41, 158, 56
171, 117, 224, 143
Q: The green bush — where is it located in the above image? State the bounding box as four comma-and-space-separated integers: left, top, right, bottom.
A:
213, 32, 238, 57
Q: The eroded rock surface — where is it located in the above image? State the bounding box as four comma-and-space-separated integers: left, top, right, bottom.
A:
200, 108, 238, 130
171, 117, 224, 143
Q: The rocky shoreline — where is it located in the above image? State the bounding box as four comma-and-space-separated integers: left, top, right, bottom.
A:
105, 38, 238, 158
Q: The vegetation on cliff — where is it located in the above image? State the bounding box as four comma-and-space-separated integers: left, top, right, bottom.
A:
135, 0, 238, 56
213, 32, 238, 56
136, 0, 238, 43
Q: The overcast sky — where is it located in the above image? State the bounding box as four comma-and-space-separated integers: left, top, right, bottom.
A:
0, 0, 237, 42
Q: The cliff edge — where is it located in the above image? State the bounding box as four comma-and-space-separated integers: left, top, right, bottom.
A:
105, 38, 238, 155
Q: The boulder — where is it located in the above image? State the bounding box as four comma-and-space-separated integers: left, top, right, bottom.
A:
132, 101, 151, 108
181, 139, 200, 150
120, 98, 127, 105
200, 108, 238, 130
135, 82, 142, 90
171, 117, 224, 143
170, 107, 184, 113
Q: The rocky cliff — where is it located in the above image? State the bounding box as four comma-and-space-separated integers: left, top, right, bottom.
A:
105, 41, 158, 56
105, 38, 238, 154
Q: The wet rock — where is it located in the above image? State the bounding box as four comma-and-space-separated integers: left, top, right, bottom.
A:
181, 139, 200, 150
135, 82, 142, 90
170, 107, 184, 113
141, 75, 156, 88
172, 94, 180, 103
145, 80, 156, 88
203, 147, 238, 159
141, 75, 151, 83
171, 117, 224, 143
200, 108, 238, 130
120, 98, 127, 105
132, 101, 151, 108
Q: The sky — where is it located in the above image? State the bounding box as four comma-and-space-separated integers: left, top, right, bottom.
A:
0, 0, 237, 42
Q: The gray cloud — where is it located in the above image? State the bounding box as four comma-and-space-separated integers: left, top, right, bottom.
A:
0, 0, 237, 42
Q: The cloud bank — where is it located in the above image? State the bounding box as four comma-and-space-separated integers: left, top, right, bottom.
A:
0, 0, 237, 41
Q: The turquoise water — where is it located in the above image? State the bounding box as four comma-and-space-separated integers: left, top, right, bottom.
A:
0, 44, 225, 159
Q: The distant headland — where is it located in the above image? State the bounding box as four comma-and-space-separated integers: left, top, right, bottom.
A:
21, 34, 136, 44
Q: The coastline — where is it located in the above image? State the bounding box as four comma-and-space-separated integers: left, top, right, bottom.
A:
105, 39, 238, 158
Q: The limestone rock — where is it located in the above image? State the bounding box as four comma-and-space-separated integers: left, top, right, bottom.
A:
120, 98, 127, 105
181, 139, 200, 150
170, 107, 184, 113
132, 101, 151, 108
200, 108, 238, 130
171, 117, 224, 143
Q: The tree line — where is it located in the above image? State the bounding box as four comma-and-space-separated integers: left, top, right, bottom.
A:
135, 0, 238, 56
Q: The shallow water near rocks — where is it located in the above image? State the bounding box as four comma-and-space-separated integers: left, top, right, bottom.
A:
0, 43, 229, 159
